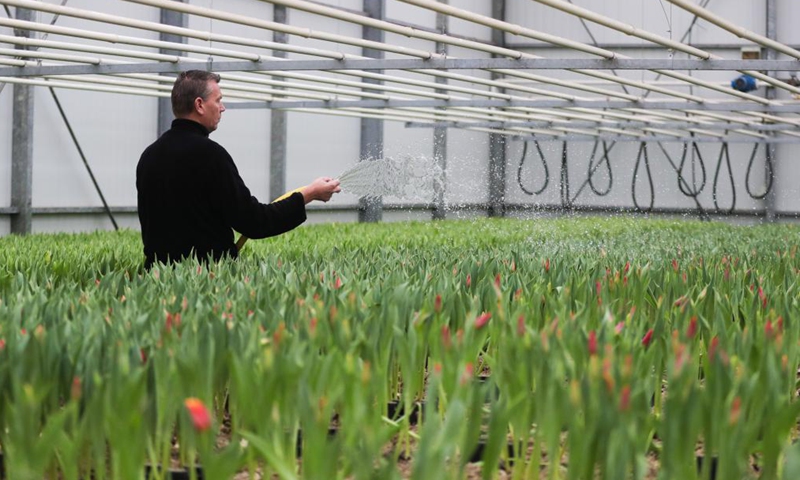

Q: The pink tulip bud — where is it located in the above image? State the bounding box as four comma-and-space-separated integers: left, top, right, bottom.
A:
475, 312, 491, 330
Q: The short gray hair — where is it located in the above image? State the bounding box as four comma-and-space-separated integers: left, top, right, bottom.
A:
171, 70, 221, 116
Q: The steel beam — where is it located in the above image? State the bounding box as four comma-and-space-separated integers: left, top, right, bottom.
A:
157, 1, 186, 136
4, 58, 800, 78
509, 134, 800, 144
406, 120, 800, 131
488, 0, 507, 218
10, 7, 34, 235
223, 98, 800, 113
432, 0, 448, 220
359, 0, 384, 223
764, 0, 778, 222
270, 4, 288, 200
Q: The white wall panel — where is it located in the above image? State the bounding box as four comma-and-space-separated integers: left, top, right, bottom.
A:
445, 129, 489, 204
387, 0, 436, 30
448, 0, 493, 42
32, 88, 155, 208
212, 107, 271, 201
285, 111, 360, 203
777, 0, 800, 45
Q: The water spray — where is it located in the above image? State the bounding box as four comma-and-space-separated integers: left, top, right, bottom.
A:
236, 155, 443, 251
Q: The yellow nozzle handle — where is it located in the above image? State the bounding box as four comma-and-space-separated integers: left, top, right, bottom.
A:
235, 186, 306, 252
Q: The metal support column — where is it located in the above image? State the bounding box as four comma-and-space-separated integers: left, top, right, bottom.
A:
432, 0, 448, 220
488, 0, 507, 218
764, 0, 778, 222
157, 1, 186, 136
270, 4, 288, 200
359, 0, 384, 222
11, 7, 34, 235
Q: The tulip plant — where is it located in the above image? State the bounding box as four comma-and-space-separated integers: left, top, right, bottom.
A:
0, 217, 798, 479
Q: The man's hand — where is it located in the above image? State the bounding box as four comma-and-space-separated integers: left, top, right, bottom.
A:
301, 177, 342, 204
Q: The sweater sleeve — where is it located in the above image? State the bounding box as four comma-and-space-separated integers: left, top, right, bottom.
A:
212, 146, 307, 239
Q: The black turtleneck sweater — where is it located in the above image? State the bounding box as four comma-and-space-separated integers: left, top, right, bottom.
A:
136, 119, 306, 269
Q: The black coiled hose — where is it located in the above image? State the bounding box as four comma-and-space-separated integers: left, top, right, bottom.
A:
745, 143, 775, 200
712, 143, 736, 214
516, 139, 549, 196
632, 142, 655, 212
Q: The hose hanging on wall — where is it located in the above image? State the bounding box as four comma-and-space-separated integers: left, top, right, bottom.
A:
712, 142, 736, 214
632, 142, 655, 212
569, 140, 620, 204
745, 143, 775, 200
516, 138, 549, 196
587, 140, 613, 196
677, 139, 707, 198
655, 142, 710, 221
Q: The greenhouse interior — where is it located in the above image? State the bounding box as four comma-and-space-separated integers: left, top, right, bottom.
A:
2, 0, 800, 478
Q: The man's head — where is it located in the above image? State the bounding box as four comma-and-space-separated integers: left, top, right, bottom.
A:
171, 70, 225, 133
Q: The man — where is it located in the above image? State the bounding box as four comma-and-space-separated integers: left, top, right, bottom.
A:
137, 70, 340, 269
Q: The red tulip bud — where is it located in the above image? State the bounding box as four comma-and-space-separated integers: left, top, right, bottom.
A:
641, 329, 654, 349
434, 294, 442, 314
184, 398, 212, 432
729, 397, 742, 426
619, 385, 631, 411
687, 316, 698, 339
588, 330, 598, 356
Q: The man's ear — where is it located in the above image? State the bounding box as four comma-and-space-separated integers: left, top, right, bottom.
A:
194, 96, 204, 115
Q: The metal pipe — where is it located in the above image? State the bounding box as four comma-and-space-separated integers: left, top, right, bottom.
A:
664, 0, 800, 59
0, 46, 102, 64
119, 0, 436, 59
400, 0, 614, 58
399, 0, 776, 104
134, 0, 639, 101
0, 33, 181, 62
0, 3, 348, 60
531, 0, 800, 97
257, 0, 524, 59
0, 17, 265, 62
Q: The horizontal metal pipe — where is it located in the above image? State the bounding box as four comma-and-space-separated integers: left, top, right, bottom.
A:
530, 0, 800, 97
664, 0, 800, 60
119, 0, 436, 59
398, 0, 615, 58
220, 97, 800, 113
405, 119, 800, 131
0, 1, 348, 60
0, 46, 102, 64
256, 0, 524, 59
0, 33, 181, 62
4, 58, 800, 78
531, 0, 710, 58
0, 17, 264, 62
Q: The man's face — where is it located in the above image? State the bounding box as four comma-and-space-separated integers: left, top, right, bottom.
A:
198, 81, 225, 132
